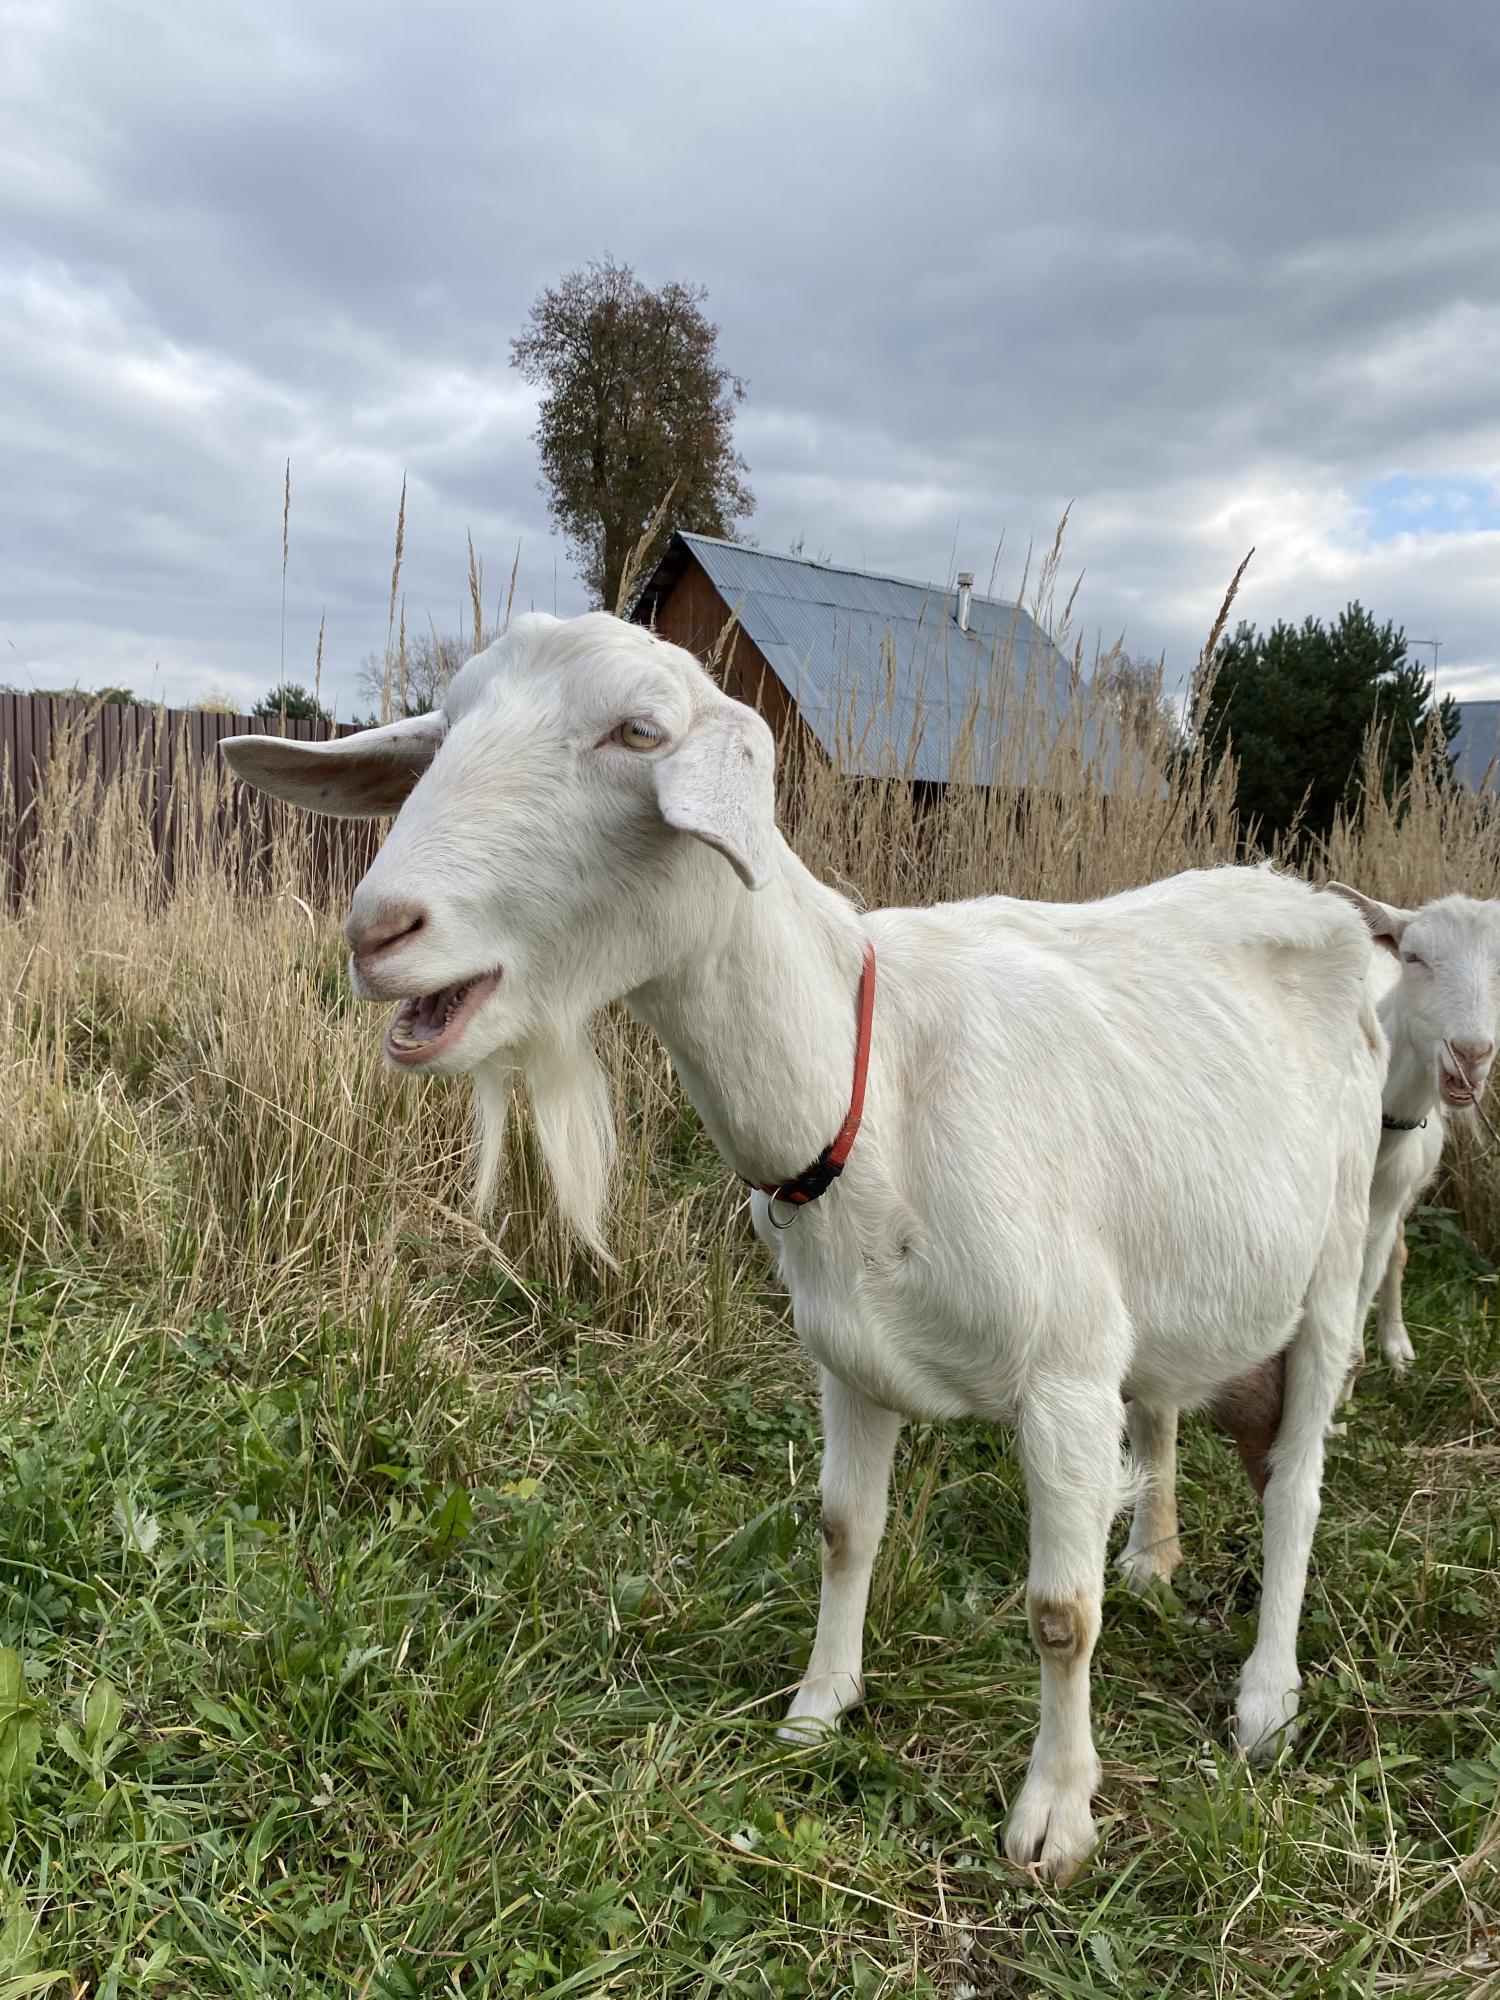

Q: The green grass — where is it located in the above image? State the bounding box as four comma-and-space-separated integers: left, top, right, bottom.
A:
8, 550, 1500, 1996
0, 1211, 1496, 1998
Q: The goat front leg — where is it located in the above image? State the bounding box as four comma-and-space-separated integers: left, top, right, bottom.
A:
1006, 1380, 1125, 1886
1377, 1225, 1415, 1371
1346, 1202, 1402, 1399
1235, 1243, 1356, 1760
1116, 1399, 1181, 1591
780, 1368, 902, 1740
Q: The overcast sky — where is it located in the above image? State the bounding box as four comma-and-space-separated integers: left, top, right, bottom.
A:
3, 0, 1498, 715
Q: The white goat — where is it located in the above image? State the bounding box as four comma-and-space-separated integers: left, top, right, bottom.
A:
1327, 886, 1500, 1372
221, 613, 1383, 1885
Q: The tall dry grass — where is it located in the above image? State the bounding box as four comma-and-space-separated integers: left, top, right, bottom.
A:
2, 589, 1495, 1378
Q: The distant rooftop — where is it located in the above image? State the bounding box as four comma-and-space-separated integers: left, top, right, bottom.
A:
635, 532, 1082, 785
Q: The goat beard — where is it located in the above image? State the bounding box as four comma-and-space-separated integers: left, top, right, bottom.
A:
471, 1022, 617, 1261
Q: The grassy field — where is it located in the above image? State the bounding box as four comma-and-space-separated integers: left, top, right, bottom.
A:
1, 635, 1498, 1995
1, 1168, 1496, 1995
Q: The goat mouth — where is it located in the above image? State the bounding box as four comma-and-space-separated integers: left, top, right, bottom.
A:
1439, 1069, 1479, 1109
384, 971, 502, 1066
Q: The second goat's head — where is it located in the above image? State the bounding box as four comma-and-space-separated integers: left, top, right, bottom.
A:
1328, 884, 1500, 1109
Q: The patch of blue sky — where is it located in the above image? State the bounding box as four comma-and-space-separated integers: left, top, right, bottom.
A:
1354, 473, 1500, 540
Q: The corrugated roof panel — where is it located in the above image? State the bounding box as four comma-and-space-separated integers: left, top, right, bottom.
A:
670, 531, 1080, 782
625, 532, 1120, 784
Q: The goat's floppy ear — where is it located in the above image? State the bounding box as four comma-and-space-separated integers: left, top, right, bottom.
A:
219, 712, 445, 818
1323, 880, 1414, 955
652, 697, 777, 890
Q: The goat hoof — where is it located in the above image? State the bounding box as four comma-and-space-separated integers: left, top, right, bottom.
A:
1004, 1773, 1098, 1887
1381, 1328, 1415, 1372
776, 1712, 837, 1747
1233, 1678, 1300, 1765
778, 1675, 858, 1743
1116, 1544, 1180, 1595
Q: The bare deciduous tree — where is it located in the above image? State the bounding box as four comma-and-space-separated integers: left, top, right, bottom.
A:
511, 258, 753, 611
355, 631, 469, 722
1094, 650, 1187, 760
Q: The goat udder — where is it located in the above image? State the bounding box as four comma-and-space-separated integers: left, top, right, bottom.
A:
1205, 1352, 1287, 1499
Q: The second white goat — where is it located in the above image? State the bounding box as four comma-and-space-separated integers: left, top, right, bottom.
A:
1328, 885, 1500, 1372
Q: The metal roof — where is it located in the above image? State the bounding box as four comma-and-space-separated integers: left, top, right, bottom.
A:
643, 532, 1088, 785
1452, 701, 1500, 791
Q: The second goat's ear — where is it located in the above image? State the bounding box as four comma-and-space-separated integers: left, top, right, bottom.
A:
652, 697, 777, 890
1323, 880, 1414, 955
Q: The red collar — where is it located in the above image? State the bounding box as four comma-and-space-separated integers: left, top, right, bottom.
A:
753, 940, 877, 1218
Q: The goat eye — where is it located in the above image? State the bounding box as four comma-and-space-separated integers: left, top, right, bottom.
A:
617, 718, 664, 751
1401, 951, 1426, 968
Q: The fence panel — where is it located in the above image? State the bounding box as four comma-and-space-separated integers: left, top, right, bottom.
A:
0, 693, 374, 909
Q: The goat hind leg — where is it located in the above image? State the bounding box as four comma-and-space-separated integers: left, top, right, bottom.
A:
781, 1368, 902, 1740
1006, 1380, 1126, 1885
1116, 1399, 1181, 1591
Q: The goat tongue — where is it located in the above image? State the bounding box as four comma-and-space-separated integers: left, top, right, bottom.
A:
395, 982, 468, 1045
384, 969, 500, 1064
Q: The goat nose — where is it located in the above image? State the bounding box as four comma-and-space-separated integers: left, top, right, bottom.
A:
1452, 1037, 1495, 1068
344, 901, 427, 961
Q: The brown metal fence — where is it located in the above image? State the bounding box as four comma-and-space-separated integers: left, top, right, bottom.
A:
0, 692, 379, 909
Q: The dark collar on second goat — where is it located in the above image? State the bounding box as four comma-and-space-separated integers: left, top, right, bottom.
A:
747, 940, 877, 1224
1381, 1111, 1428, 1132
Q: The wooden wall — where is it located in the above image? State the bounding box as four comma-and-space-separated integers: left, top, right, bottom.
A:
645, 555, 814, 755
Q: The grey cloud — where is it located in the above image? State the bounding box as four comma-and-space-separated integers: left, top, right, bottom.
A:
2, 0, 1498, 712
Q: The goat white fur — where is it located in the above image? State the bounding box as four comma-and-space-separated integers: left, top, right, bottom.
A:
222, 613, 1385, 1885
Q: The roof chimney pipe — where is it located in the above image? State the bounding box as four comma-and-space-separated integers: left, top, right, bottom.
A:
955, 571, 974, 633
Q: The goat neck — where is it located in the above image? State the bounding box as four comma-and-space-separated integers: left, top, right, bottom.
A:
1377, 981, 1437, 1132
628, 838, 869, 1191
